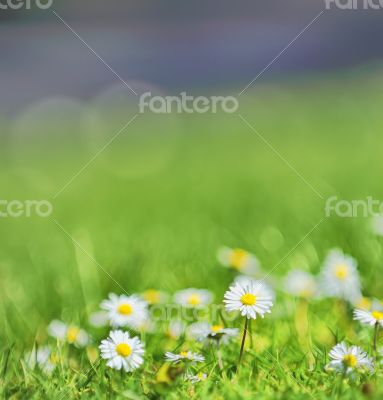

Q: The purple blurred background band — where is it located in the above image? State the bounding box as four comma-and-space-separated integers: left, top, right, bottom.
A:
1, 1, 383, 113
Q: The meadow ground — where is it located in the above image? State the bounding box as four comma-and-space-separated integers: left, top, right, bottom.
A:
1, 71, 383, 398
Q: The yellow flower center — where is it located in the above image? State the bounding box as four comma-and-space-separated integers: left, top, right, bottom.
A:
240, 293, 256, 306
66, 327, 80, 343
50, 353, 60, 364
118, 303, 133, 315
143, 289, 160, 305
372, 310, 383, 320
334, 264, 348, 280
116, 343, 132, 357
299, 288, 314, 298
342, 354, 357, 368
211, 325, 224, 333
180, 351, 189, 358
197, 372, 207, 381
357, 297, 371, 310
230, 248, 248, 270
166, 329, 176, 340
187, 294, 201, 306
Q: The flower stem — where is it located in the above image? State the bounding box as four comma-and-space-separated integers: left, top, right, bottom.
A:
238, 318, 249, 368
217, 340, 224, 371
374, 322, 379, 352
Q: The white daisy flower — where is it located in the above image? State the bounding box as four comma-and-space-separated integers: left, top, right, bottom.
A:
135, 317, 156, 334
165, 350, 205, 364
99, 330, 145, 372
48, 320, 89, 347
233, 275, 276, 300
174, 289, 213, 309
188, 322, 238, 344
223, 280, 273, 319
326, 342, 373, 374
354, 300, 383, 327
101, 293, 149, 328
166, 320, 186, 340
89, 311, 109, 328
25, 346, 58, 374
371, 214, 383, 236
319, 249, 361, 302
141, 289, 169, 305
185, 372, 207, 384
283, 270, 317, 299
217, 246, 260, 274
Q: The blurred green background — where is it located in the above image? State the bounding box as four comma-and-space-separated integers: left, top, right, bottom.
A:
1, 72, 383, 345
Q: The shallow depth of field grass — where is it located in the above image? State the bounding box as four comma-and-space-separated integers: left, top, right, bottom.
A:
1, 71, 383, 399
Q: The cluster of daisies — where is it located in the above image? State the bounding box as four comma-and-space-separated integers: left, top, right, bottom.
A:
220, 246, 382, 375
25, 245, 382, 382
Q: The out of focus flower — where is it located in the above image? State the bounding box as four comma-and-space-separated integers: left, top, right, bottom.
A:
89, 311, 109, 328
135, 317, 156, 334
326, 342, 373, 374
174, 289, 213, 309
101, 293, 148, 328
371, 214, 383, 236
252, 334, 271, 354
99, 330, 145, 372
141, 289, 169, 305
224, 280, 273, 319
25, 346, 58, 374
353, 296, 372, 311
217, 247, 260, 274
233, 275, 258, 286
188, 322, 238, 344
165, 351, 205, 364
319, 249, 361, 302
283, 270, 317, 299
156, 363, 172, 384
48, 320, 89, 347
185, 372, 207, 383
167, 320, 186, 340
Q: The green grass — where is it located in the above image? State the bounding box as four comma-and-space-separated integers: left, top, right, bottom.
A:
1, 71, 383, 398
